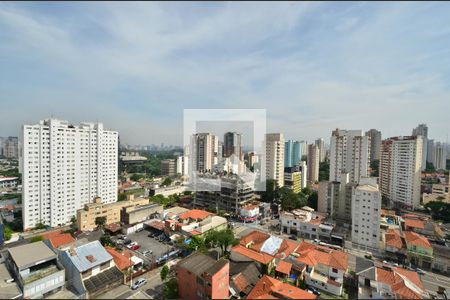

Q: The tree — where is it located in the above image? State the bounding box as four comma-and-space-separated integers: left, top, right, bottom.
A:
261, 179, 280, 203
100, 234, 114, 247
424, 201, 450, 223
163, 278, 178, 299
307, 191, 318, 210
95, 216, 107, 228
160, 264, 170, 281
205, 229, 239, 256
162, 177, 173, 187
279, 187, 307, 211
425, 162, 436, 172
34, 222, 46, 230
30, 235, 43, 243
4, 225, 13, 241
130, 173, 143, 182
118, 193, 127, 201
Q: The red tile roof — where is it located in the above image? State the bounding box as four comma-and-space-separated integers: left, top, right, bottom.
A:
232, 245, 274, 265
404, 231, 432, 249
48, 233, 75, 248
240, 230, 270, 247
296, 242, 348, 271
179, 209, 212, 221
405, 218, 426, 230
275, 239, 300, 259
42, 230, 65, 240
106, 247, 133, 270
375, 266, 424, 299
247, 275, 316, 300
232, 273, 250, 293
385, 229, 405, 249
276, 261, 292, 275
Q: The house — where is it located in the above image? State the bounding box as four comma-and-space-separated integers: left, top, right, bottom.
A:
229, 261, 263, 298
43, 231, 76, 250
247, 275, 316, 299
179, 209, 213, 223
356, 265, 428, 299
5, 241, 66, 298
295, 242, 348, 296
60, 240, 123, 298
177, 252, 229, 300
432, 243, 450, 274
105, 247, 143, 273
280, 208, 334, 242
384, 229, 407, 263
404, 231, 433, 269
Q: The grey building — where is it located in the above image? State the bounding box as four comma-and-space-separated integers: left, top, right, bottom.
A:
365, 129, 382, 163
161, 159, 176, 177
223, 132, 242, 159
412, 123, 428, 171
5, 241, 65, 298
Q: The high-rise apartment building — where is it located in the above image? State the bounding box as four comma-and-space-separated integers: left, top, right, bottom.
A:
265, 133, 285, 188
412, 124, 428, 171
0, 136, 19, 158
351, 177, 381, 250
427, 139, 435, 165
365, 129, 381, 163
315, 138, 326, 163
434, 142, 448, 170
176, 155, 189, 176
284, 140, 302, 168
307, 144, 319, 185
223, 132, 242, 159
329, 129, 370, 184
20, 118, 118, 230
379, 136, 423, 209
190, 133, 219, 173
161, 159, 176, 177
299, 161, 308, 189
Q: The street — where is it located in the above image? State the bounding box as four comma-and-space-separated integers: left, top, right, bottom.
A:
98, 258, 181, 299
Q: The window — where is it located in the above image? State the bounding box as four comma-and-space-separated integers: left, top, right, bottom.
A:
332, 268, 338, 273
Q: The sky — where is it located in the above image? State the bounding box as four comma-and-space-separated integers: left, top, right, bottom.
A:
1, 2, 450, 146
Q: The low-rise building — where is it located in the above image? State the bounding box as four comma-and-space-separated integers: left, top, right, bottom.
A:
148, 185, 186, 197
0, 176, 18, 190
239, 203, 260, 222
384, 229, 407, 263
247, 275, 316, 299
177, 252, 230, 300
404, 231, 433, 269
161, 159, 176, 177
432, 243, 450, 274
105, 247, 143, 273
5, 241, 65, 298
423, 182, 449, 204
77, 195, 148, 231
356, 265, 428, 299
162, 206, 190, 220
280, 208, 334, 242
60, 240, 123, 298
229, 261, 263, 298
121, 203, 163, 225
295, 242, 348, 296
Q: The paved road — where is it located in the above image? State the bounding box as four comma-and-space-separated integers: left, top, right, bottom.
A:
421, 271, 450, 295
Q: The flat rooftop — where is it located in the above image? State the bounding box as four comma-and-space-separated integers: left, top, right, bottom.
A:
0, 263, 22, 299
8, 241, 56, 269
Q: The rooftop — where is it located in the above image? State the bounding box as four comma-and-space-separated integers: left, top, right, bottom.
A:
177, 252, 228, 276
47, 233, 76, 249
275, 260, 292, 275
404, 231, 432, 249
385, 229, 405, 249
247, 275, 316, 300
179, 209, 212, 221
106, 248, 134, 271
295, 241, 348, 271
0, 263, 22, 299
231, 245, 274, 265
64, 241, 113, 273
8, 241, 57, 269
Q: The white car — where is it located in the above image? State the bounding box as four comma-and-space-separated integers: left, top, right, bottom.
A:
126, 242, 138, 249
131, 278, 147, 290
142, 250, 153, 256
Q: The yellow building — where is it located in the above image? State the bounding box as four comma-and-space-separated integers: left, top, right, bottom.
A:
284, 169, 302, 193
77, 195, 148, 231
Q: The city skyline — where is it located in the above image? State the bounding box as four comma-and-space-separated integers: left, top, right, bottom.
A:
1, 2, 450, 145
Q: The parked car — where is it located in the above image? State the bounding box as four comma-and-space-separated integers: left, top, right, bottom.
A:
289, 235, 297, 240
136, 228, 144, 233
123, 239, 132, 245
131, 245, 141, 251
142, 250, 153, 256
126, 242, 138, 249
131, 278, 147, 290
308, 287, 321, 296
313, 239, 321, 244
416, 268, 426, 275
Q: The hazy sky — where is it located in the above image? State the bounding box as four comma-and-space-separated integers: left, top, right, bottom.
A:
1, 2, 450, 145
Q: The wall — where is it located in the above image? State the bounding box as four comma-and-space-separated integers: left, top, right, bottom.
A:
23, 268, 65, 298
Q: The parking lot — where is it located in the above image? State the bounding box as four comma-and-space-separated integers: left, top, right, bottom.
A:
113, 229, 177, 263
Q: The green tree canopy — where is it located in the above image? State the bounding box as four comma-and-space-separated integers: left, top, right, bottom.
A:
319, 161, 330, 181
160, 264, 170, 281
260, 179, 280, 203
95, 216, 107, 227
162, 177, 173, 187
163, 278, 178, 299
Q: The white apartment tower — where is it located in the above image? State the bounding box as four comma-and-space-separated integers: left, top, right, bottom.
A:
315, 138, 326, 163
351, 177, 381, 250
412, 124, 428, 171
307, 144, 319, 185
20, 118, 118, 230
265, 133, 285, 188
329, 129, 370, 184
434, 142, 448, 170
176, 155, 189, 176
379, 136, 423, 209
190, 133, 219, 173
